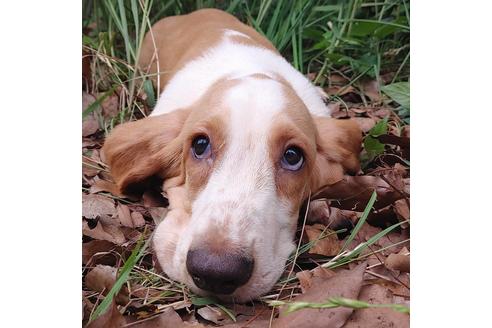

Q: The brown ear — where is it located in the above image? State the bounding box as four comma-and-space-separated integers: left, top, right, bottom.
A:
311, 117, 362, 192
101, 109, 189, 196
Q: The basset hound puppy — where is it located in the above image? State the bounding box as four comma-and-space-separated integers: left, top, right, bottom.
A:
102, 8, 362, 302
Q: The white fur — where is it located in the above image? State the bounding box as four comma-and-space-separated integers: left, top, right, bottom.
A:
150, 30, 330, 118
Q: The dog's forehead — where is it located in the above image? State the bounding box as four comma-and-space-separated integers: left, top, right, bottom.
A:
223, 76, 287, 135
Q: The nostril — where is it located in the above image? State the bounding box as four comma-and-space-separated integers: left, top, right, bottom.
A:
186, 249, 254, 295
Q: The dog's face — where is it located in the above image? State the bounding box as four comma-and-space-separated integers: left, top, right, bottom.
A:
102, 75, 361, 302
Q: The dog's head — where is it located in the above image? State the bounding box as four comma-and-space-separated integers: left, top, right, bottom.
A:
102, 75, 361, 302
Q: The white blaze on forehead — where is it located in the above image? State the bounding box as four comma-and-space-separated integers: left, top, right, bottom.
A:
189, 77, 288, 236
225, 77, 286, 133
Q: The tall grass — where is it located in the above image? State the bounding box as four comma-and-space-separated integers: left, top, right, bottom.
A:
83, 0, 409, 128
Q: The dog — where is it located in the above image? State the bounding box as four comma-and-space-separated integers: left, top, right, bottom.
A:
102, 9, 362, 302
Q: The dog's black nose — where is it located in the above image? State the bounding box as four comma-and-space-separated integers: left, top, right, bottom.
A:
186, 248, 254, 295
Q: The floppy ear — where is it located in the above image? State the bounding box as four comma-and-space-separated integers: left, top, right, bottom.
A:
101, 109, 189, 196
311, 117, 362, 193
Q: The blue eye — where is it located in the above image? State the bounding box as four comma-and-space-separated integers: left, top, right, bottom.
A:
192, 135, 211, 159
281, 146, 304, 171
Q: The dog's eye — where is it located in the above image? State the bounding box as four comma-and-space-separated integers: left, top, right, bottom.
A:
192, 135, 211, 159
281, 146, 304, 171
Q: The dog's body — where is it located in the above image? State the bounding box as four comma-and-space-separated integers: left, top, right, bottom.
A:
103, 9, 362, 302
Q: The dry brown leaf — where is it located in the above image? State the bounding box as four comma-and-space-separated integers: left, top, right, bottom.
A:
222, 319, 272, 328
385, 253, 410, 273
131, 211, 146, 227
325, 85, 356, 96
116, 204, 134, 228
368, 278, 410, 298
297, 267, 336, 293
353, 224, 409, 255
90, 179, 122, 196
83, 92, 100, 137
394, 199, 410, 221
130, 307, 185, 328
83, 194, 116, 219
314, 176, 404, 211
101, 94, 119, 119
273, 262, 367, 328
82, 240, 119, 265
197, 306, 231, 324
87, 300, 126, 328
83, 150, 102, 177
296, 270, 314, 293
305, 224, 341, 256
83, 220, 126, 245
360, 80, 381, 102
329, 74, 349, 84
85, 265, 129, 305
342, 283, 409, 328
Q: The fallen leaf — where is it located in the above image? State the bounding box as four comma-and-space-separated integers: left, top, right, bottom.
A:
130, 307, 184, 328
85, 265, 129, 305
83, 220, 126, 245
83, 92, 100, 137
87, 300, 126, 328
131, 211, 146, 227
342, 283, 409, 328
83, 240, 119, 265
83, 150, 102, 177
101, 94, 119, 119
197, 306, 231, 324
352, 224, 409, 255
297, 267, 336, 293
83, 194, 116, 219
116, 204, 134, 228
394, 199, 410, 221
313, 176, 404, 211
90, 179, 122, 196
360, 80, 381, 102
385, 253, 410, 273
305, 224, 341, 256
222, 319, 271, 328
325, 85, 356, 96
329, 74, 349, 84
273, 262, 367, 328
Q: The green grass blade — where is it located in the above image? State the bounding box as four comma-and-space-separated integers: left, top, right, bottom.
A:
88, 232, 150, 323
269, 296, 409, 314
340, 191, 377, 252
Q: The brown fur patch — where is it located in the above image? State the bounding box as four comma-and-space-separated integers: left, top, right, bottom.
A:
310, 117, 363, 192
101, 108, 190, 196
139, 8, 278, 91
183, 113, 229, 201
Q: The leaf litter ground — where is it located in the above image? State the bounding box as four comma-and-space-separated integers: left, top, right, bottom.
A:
82, 71, 410, 327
